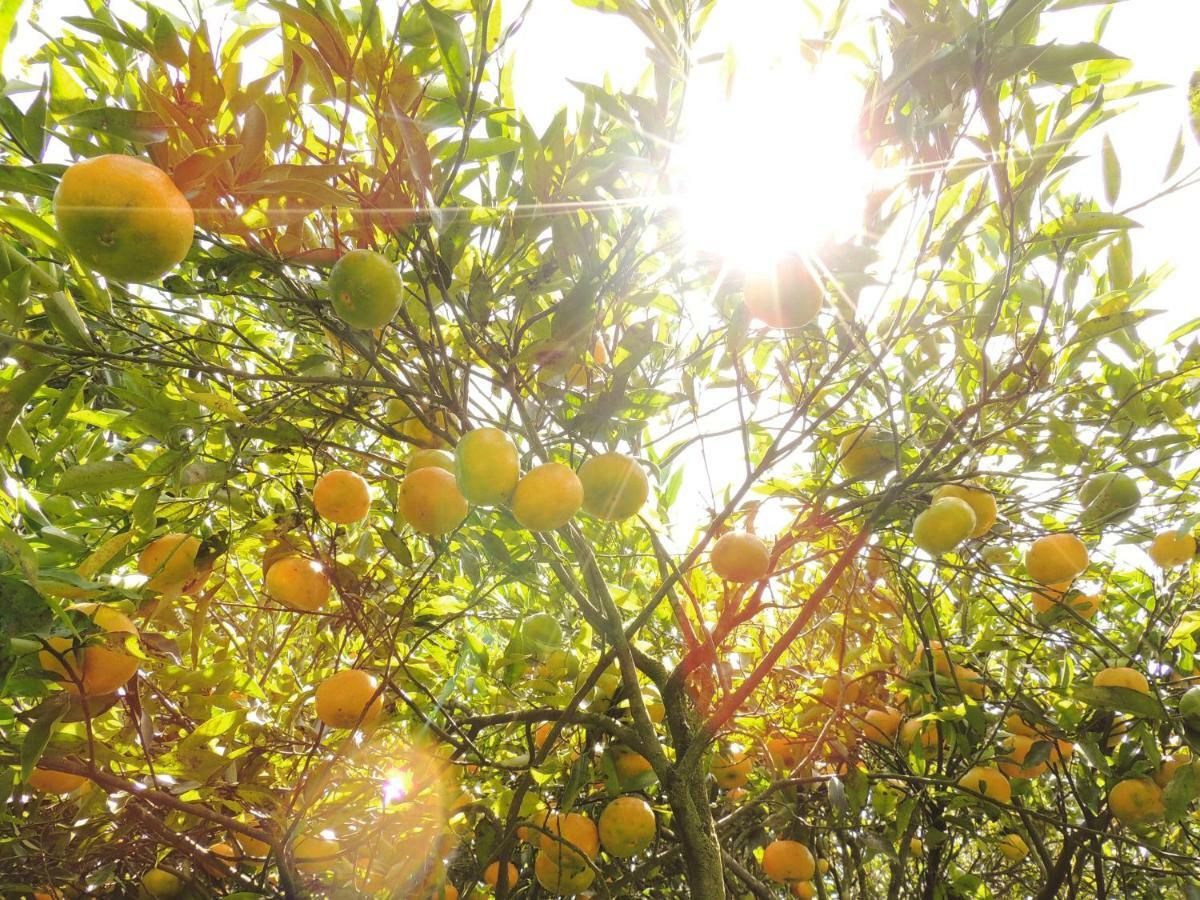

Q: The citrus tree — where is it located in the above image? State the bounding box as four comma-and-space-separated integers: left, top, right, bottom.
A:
2, 0, 1200, 898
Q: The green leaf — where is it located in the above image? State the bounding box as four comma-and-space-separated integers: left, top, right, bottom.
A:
420, 2, 471, 107
0, 365, 56, 447
1043, 211, 1139, 239
20, 692, 68, 781
1163, 762, 1200, 820
1168, 609, 1200, 648
0, 0, 24, 68
0, 575, 50, 634
1164, 127, 1185, 181
62, 107, 169, 144
1101, 134, 1119, 205
1073, 685, 1167, 719
1190, 69, 1199, 145
56, 460, 151, 495
0, 204, 62, 249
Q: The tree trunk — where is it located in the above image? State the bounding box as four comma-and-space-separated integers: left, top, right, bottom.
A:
665, 767, 727, 900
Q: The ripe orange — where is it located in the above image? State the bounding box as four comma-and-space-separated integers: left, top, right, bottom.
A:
1093, 666, 1150, 694
761, 839, 815, 883
455, 428, 520, 507
313, 469, 371, 524
400, 467, 469, 536
899, 718, 940, 751
315, 669, 383, 729
202, 841, 239, 877
1079, 472, 1140, 526
137, 533, 202, 594
998, 735, 1049, 779
538, 811, 600, 870
328, 249, 404, 330
577, 453, 650, 521
862, 707, 902, 745
1108, 778, 1165, 826
711, 531, 770, 582
54, 155, 193, 283
792, 883, 816, 899
838, 426, 896, 480
1154, 751, 1191, 788
598, 795, 656, 857
1148, 529, 1196, 568
1025, 534, 1088, 584
766, 736, 813, 772
28, 768, 88, 795
511, 463, 584, 531
931, 483, 997, 537
957, 765, 1011, 805
395, 406, 454, 449
483, 861, 518, 888
533, 850, 595, 894
998, 833, 1028, 862
141, 868, 183, 898
294, 835, 340, 873
39, 603, 139, 696
743, 255, 823, 329
712, 750, 753, 789
609, 745, 656, 788
408, 449, 455, 473
264, 556, 332, 611
235, 832, 271, 859
912, 497, 976, 555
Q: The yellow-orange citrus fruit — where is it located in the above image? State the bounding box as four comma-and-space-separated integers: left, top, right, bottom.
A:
1004, 713, 1039, 738
577, 452, 650, 521
1108, 778, 1165, 826
817, 858, 830, 875
408, 449, 455, 473
265, 556, 332, 611
1025, 534, 1088, 584
899, 718, 940, 751
838, 426, 896, 480
932, 483, 997, 538
712, 751, 753, 789
609, 745, 655, 788
791, 883, 816, 900
315, 669, 383, 729
957, 766, 1011, 805
711, 531, 770, 582
54, 154, 193, 283
998, 833, 1029, 862
396, 407, 453, 449
862, 707, 903, 745
1148, 530, 1196, 568
235, 833, 271, 859
820, 675, 862, 706
328, 249, 404, 330
313, 469, 371, 524
294, 836, 340, 873
598, 795, 656, 857
483, 861, 519, 888
137, 533, 201, 594
455, 428, 520, 507
1154, 751, 1191, 788
1093, 666, 1150, 694
534, 851, 595, 894
998, 735, 1049, 779
141, 868, 183, 898
400, 467, 469, 536
767, 736, 813, 772
538, 811, 600, 870
761, 839, 815, 883
430, 885, 459, 900
912, 497, 976, 555
1079, 472, 1141, 526
28, 768, 88, 794
743, 255, 823, 329
39, 603, 139, 696
909, 837, 924, 856
511, 463, 584, 531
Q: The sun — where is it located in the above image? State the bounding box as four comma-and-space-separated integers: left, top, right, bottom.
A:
675, 2, 870, 272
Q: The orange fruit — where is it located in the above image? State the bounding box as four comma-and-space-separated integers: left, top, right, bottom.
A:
598, 795, 656, 857
483, 860, 519, 888
1154, 751, 1191, 788
315, 669, 383, 729
328, 249, 404, 330
577, 452, 650, 521
743, 255, 822, 328
711, 532, 770, 582
408, 449, 455, 473
538, 811, 600, 870
998, 833, 1028, 861
998, 735, 1049, 779
766, 736, 813, 772
313, 469, 371, 524
137, 533, 202, 594
141, 868, 183, 898
712, 750, 753, 789
54, 154, 193, 283
400, 467, 469, 536
203, 842, 239, 878
908, 837, 924, 855
899, 718, 940, 751
820, 675, 862, 706
1029, 581, 1071, 615
931, 483, 997, 537
761, 839, 815, 883
791, 883, 816, 899
1148, 530, 1196, 568
1078, 472, 1140, 526
1025, 534, 1088, 584
1108, 778, 1165, 826
264, 556, 332, 611
912, 497, 976, 555
838, 426, 896, 480
511, 463, 584, 531
862, 707, 902, 745
533, 851, 595, 894
27, 768, 88, 795
39, 603, 139, 696
1093, 666, 1149, 694
455, 428, 520, 507
294, 835, 340, 873
609, 745, 656, 788
957, 765, 1011, 805
395, 406, 454, 449
235, 832, 271, 859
